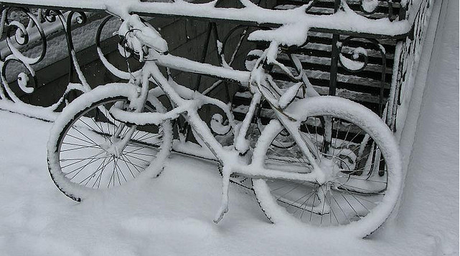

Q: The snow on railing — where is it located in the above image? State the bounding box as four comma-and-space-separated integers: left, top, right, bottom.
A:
0, 0, 414, 121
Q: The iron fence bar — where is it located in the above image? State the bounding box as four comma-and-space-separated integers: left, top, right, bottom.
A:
194, 21, 215, 92
0, 0, 428, 128
328, 0, 341, 96
0, 0, 411, 38
329, 33, 339, 96
379, 51, 386, 116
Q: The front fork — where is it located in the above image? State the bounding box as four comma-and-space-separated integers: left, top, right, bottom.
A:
108, 71, 150, 156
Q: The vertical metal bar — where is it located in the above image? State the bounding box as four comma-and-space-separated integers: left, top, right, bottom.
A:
193, 21, 215, 92
64, 14, 76, 83
388, 1, 394, 20
187, 21, 217, 142
210, 22, 232, 103
211, 22, 223, 67
379, 54, 386, 116
328, 0, 341, 96
329, 34, 339, 96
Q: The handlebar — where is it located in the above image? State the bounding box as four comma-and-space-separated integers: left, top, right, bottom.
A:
118, 14, 168, 62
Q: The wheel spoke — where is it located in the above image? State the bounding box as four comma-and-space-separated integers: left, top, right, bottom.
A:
253, 110, 396, 232
49, 96, 170, 198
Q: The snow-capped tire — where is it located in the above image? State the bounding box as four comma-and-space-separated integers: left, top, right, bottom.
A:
47, 84, 173, 201
252, 96, 402, 238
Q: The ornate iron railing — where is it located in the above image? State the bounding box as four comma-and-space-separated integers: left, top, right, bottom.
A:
0, 0, 424, 128
0, 7, 100, 118
387, 0, 434, 131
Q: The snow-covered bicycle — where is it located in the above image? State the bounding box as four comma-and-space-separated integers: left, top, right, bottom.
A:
47, 8, 402, 238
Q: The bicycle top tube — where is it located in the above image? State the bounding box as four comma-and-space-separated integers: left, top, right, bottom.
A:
152, 53, 251, 86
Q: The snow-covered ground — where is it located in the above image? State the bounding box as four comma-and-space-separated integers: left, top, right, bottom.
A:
0, 1, 458, 255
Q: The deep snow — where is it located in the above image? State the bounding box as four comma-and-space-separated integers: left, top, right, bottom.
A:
0, 0, 458, 255
0, 107, 454, 256
395, 0, 459, 253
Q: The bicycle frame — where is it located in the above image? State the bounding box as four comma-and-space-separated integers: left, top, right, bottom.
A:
107, 44, 333, 220
33, 1, 405, 235
111, 56, 323, 180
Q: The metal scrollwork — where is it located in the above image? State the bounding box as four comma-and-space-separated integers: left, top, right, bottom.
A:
338, 36, 387, 115
387, 0, 433, 131
338, 37, 385, 73
0, 6, 91, 114
4, 7, 47, 64
339, 44, 368, 73
0, 7, 45, 103
1, 57, 37, 101
0, 0, 422, 126
47, 9, 89, 86
356, 0, 406, 21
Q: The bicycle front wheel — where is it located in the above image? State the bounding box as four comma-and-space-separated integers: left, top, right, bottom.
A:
252, 96, 402, 238
47, 84, 173, 201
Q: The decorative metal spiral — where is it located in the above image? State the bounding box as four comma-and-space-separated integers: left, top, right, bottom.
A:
0, 6, 91, 108
338, 36, 387, 116
0, 7, 46, 102
338, 36, 385, 73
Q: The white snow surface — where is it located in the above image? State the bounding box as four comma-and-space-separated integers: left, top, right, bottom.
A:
0, 104, 453, 256
0, 1, 458, 256
393, 0, 459, 254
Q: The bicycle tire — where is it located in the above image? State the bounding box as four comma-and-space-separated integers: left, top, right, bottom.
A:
252, 96, 402, 238
47, 84, 173, 201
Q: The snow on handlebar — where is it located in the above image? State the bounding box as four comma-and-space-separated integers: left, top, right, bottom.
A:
118, 14, 168, 62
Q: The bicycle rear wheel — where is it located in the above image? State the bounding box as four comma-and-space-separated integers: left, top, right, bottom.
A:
47, 84, 173, 201
252, 96, 402, 237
